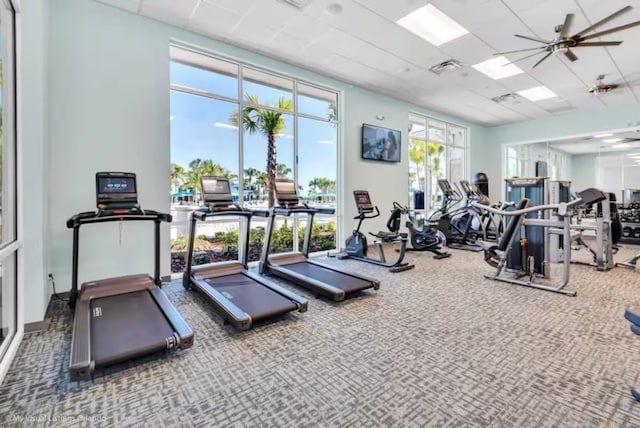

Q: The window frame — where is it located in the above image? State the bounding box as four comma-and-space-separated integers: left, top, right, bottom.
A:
168, 44, 341, 264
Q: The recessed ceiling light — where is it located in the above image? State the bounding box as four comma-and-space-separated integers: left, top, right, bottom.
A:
472, 56, 524, 80
396, 4, 469, 46
517, 86, 558, 101
595, 133, 613, 138
613, 143, 631, 148
603, 138, 623, 143
325, 3, 342, 15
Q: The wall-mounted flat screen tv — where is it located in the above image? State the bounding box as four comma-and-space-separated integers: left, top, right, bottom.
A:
361, 124, 401, 163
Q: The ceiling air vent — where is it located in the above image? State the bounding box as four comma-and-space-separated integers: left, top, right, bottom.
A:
429, 59, 463, 75
277, 0, 312, 10
491, 93, 521, 104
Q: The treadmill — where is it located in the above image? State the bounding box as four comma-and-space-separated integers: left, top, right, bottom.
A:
67, 172, 194, 380
259, 179, 380, 301
183, 176, 308, 330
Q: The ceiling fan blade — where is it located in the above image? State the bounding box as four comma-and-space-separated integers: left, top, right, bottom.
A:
503, 50, 548, 65
514, 34, 551, 44
564, 49, 578, 62
559, 13, 574, 38
580, 21, 640, 41
493, 46, 547, 55
532, 51, 553, 69
576, 41, 623, 46
572, 5, 632, 38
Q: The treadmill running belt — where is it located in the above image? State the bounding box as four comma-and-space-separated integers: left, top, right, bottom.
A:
90, 290, 174, 367
284, 262, 372, 294
203, 274, 297, 321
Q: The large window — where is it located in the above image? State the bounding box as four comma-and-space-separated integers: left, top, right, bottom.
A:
0, 0, 18, 364
169, 46, 338, 272
408, 113, 468, 215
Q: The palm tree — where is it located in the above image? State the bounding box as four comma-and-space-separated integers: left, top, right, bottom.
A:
308, 178, 321, 195
428, 142, 446, 178
186, 158, 228, 194
409, 139, 426, 191
170, 163, 186, 193
276, 163, 292, 179
231, 94, 293, 207
244, 167, 260, 201
256, 172, 269, 201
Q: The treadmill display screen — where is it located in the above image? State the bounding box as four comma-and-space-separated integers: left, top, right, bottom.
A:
202, 178, 231, 196
96, 172, 138, 206
98, 177, 136, 194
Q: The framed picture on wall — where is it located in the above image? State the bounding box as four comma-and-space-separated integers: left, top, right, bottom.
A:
361, 123, 401, 163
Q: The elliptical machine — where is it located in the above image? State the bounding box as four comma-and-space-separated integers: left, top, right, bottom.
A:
392, 202, 451, 259
338, 190, 415, 273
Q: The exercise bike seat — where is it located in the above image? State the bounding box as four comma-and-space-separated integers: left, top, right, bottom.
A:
625, 308, 640, 331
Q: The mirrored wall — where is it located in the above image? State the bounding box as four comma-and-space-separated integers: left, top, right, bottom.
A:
503, 128, 640, 201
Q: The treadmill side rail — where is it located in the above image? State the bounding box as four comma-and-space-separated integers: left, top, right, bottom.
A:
308, 259, 381, 290
244, 270, 309, 312
69, 299, 94, 381
267, 265, 346, 301
190, 278, 253, 331
149, 287, 195, 349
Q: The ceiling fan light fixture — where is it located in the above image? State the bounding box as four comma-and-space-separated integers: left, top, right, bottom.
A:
397, 4, 469, 46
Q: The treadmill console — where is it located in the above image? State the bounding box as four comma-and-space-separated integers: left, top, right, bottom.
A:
201, 176, 234, 207
95, 172, 140, 213
437, 179, 456, 197
353, 190, 374, 214
274, 180, 299, 207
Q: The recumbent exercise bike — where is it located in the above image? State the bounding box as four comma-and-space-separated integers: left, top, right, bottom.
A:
338, 190, 415, 272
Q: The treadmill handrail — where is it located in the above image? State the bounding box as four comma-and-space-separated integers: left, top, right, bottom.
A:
193, 207, 251, 221
273, 205, 336, 216
67, 209, 171, 228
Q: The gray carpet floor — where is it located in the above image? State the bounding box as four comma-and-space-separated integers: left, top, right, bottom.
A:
2, 245, 640, 427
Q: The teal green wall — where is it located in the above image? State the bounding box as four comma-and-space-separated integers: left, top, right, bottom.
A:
20, 0, 49, 323
21, 0, 486, 322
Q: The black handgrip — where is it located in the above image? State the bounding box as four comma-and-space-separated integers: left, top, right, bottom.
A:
251, 209, 270, 218
316, 207, 336, 215
66, 211, 97, 228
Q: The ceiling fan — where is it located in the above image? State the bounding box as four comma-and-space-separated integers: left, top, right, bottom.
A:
589, 74, 618, 95
588, 72, 640, 95
496, 5, 640, 69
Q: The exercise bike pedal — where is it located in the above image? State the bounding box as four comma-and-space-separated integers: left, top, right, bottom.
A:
433, 253, 451, 260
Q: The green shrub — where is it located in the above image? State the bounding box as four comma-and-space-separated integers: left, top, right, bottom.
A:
216, 229, 239, 246
171, 235, 211, 252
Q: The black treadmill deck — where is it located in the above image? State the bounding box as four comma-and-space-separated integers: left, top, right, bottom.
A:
90, 290, 175, 366
283, 262, 373, 294
203, 273, 298, 322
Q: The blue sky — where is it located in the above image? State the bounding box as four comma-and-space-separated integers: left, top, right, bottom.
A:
170, 62, 337, 196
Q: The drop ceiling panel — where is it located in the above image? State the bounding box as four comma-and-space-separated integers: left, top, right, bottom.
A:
351, 0, 430, 22
203, 0, 257, 16
140, 0, 199, 27
438, 34, 496, 67
101, 0, 640, 126
187, 2, 243, 37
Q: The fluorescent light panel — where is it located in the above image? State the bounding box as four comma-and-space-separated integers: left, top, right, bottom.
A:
613, 143, 631, 148
397, 4, 469, 46
517, 86, 558, 101
603, 138, 622, 143
595, 133, 613, 138
472, 56, 524, 80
